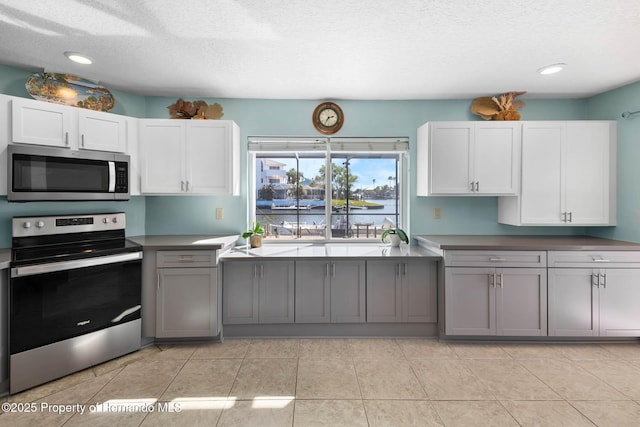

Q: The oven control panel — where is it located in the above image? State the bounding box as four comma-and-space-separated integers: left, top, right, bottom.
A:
12, 213, 126, 237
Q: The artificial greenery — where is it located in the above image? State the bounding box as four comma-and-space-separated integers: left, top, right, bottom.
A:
381, 228, 409, 244
242, 221, 265, 239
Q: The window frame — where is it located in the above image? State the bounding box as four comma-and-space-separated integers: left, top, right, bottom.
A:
248, 137, 409, 243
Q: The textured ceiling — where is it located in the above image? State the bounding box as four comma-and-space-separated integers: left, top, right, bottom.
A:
1, 0, 639, 100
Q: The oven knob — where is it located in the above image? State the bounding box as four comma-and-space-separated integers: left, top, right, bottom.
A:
102, 218, 109, 224
112, 217, 118, 224
23, 221, 32, 229
36, 221, 45, 228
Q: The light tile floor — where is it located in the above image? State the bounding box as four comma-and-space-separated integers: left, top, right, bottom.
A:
2, 339, 640, 426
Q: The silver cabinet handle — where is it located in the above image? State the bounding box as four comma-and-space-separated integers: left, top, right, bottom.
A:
568, 212, 573, 223
499, 273, 503, 288
475, 181, 480, 192
65, 132, 69, 146
489, 257, 506, 262
599, 273, 606, 288
326, 263, 330, 277
332, 263, 336, 277
186, 181, 190, 192
403, 263, 407, 276
253, 263, 264, 278
181, 181, 185, 191
81, 134, 85, 147
490, 272, 496, 288
157, 273, 160, 290
592, 273, 599, 287
470, 182, 475, 192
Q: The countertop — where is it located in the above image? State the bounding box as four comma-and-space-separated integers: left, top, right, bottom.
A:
415, 235, 640, 252
0, 249, 10, 270
220, 243, 442, 260
127, 234, 239, 251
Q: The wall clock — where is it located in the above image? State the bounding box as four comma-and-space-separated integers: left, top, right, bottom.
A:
312, 102, 344, 134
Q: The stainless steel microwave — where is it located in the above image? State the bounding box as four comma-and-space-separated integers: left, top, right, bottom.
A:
7, 144, 130, 201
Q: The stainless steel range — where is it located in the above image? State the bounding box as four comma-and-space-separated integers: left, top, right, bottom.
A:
9, 212, 143, 394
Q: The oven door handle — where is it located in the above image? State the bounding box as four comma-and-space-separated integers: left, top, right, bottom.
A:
11, 251, 143, 278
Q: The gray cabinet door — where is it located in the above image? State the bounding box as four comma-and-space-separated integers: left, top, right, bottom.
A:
548, 268, 597, 337
599, 269, 640, 336
444, 267, 495, 335
295, 261, 331, 323
223, 262, 259, 324
497, 268, 547, 336
156, 267, 216, 338
259, 261, 295, 324
331, 260, 366, 323
403, 260, 438, 323
366, 260, 402, 323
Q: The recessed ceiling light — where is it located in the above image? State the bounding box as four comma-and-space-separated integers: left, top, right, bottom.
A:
537, 63, 566, 75
64, 51, 94, 65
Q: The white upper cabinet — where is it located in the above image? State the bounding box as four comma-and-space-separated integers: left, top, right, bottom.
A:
12, 97, 73, 148
78, 109, 127, 152
186, 120, 239, 194
11, 96, 127, 152
139, 120, 185, 194
139, 119, 240, 195
499, 121, 616, 226
417, 121, 519, 196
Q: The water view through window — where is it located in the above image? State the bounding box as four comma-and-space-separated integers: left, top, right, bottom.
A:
254, 153, 401, 241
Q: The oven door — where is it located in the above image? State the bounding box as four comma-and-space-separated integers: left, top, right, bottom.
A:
9, 252, 142, 355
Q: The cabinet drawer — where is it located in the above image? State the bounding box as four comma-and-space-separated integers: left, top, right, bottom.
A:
444, 250, 546, 267
548, 251, 640, 268
157, 250, 217, 267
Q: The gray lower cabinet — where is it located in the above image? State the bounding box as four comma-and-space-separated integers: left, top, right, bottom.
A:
548, 268, 640, 336
444, 267, 547, 336
156, 267, 217, 338
366, 260, 437, 323
223, 261, 294, 324
547, 251, 640, 337
294, 261, 330, 323
295, 260, 366, 323
155, 250, 219, 338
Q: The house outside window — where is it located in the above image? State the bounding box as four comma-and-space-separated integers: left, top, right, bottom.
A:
248, 137, 409, 242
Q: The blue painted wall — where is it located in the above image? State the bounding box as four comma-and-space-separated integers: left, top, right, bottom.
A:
585, 80, 640, 243
2, 62, 638, 246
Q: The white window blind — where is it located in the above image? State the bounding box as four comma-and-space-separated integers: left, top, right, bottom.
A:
248, 137, 328, 152
329, 137, 409, 153
248, 137, 409, 153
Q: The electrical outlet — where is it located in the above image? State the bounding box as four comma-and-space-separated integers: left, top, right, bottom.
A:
216, 208, 223, 220
434, 207, 441, 219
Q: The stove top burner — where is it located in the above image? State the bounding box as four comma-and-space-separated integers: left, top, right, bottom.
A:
11, 212, 141, 266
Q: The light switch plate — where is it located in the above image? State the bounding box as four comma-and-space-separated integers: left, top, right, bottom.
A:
216, 208, 223, 220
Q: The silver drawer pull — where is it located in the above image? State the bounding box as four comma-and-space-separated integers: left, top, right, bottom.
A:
489, 257, 506, 262
592, 258, 610, 262
179, 255, 194, 261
